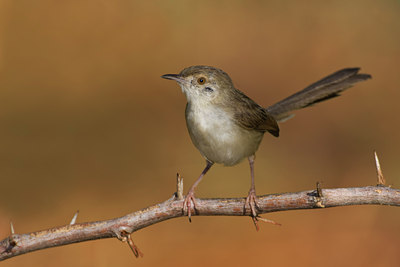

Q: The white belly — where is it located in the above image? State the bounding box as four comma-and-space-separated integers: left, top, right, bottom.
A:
185, 104, 264, 166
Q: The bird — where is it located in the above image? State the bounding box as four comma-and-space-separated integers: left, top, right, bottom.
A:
161, 66, 371, 224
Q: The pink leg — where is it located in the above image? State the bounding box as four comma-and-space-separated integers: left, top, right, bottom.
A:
245, 155, 258, 219
183, 160, 213, 221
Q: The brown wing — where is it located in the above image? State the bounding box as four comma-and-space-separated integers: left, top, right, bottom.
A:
231, 89, 279, 137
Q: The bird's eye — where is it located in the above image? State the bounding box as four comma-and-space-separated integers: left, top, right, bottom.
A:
197, 77, 206, 85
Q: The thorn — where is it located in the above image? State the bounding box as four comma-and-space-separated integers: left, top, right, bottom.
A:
316, 182, 323, 198
374, 150, 386, 186
176, 173, 184, 200
70, 210, 79, 225
10, 221, 15, 235
314, 182, 325, 208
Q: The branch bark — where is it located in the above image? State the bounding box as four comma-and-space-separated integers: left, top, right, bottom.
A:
1, 185, 399, 261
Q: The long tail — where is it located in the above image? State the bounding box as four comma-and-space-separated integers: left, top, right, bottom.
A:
265, 68, 371, 122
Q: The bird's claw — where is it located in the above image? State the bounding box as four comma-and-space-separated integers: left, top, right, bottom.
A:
245, 190, 281, 230
245, 189, 260, 230
183, 191, 197, 222
245, 189, 258, 218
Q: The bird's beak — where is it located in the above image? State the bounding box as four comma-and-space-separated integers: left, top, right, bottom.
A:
161, 74, 186, 84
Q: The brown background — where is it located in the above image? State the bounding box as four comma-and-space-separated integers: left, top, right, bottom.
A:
0, 1, 399, 266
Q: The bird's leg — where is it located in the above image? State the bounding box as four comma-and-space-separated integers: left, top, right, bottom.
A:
245, 155, 281, 229
245, 155, 259, 227
183, 160, 214, 222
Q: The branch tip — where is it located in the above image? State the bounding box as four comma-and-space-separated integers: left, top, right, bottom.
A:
176, 173, 184, 200
374, 151, 386, 186
10, 222, 14, 235
70, 210, 79, 225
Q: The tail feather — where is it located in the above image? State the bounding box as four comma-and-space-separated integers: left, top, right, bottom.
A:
266, 68, 371, 122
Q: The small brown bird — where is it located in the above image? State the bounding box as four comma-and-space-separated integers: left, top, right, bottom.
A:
161, 66, 370, 224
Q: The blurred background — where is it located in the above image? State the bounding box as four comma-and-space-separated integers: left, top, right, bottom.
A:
0, 0, 399, 266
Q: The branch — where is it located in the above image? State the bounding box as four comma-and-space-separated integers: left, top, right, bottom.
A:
1, 152, 398, 261
1, 185, 399, 261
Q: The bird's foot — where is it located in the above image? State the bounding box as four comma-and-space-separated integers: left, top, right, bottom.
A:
183, 190, 197, 222
245, 188, 260, 230
245, 189, 281, 230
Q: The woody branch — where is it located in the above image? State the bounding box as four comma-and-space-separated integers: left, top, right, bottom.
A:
0, 152, 398, 261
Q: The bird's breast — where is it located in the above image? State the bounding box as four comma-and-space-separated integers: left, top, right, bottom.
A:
185, 103, 264, 166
